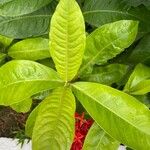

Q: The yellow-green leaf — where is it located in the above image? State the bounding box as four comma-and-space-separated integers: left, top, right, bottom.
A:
32, 87, 75, 150
50, 0, 86, 81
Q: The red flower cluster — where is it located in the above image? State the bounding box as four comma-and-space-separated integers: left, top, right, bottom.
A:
71, 112, 93, 150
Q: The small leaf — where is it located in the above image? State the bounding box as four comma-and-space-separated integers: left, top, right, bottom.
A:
0, 0, 53, 16
83, 122, 120, 150
32, 87, 75, 150
10, 98, 32, 113
0, 60, 63, 105
124, 64, 150, 95
8, 38, 50, 60
0, 34, 12, 48
25, 104, 40, 137
50, 0, 86, 81
72, 82, 150, 150
79, 20, 138, 75
80, 64, 128, 85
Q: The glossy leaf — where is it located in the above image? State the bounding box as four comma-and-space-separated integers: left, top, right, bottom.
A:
0, 60, 63, 105
25, 104, 40, 137
83, 0, 150, 32
129, 34, 150, 64
10, 98, 32, 113
80, 64, 128, 85
79, 20, 138, 75
50, 0, 86, 81
83, 122, 120, 150
8, 38, 50, 60
0, 0, 53, 16
32, 87, 75, 150
124, 64, 150, 95
0, 1, 57, 38
72, 82, 150, 150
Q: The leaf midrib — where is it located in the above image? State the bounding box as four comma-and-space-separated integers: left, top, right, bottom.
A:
0, 79, 63, 90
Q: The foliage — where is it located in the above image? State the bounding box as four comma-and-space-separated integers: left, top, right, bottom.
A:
0, 0, 150, 150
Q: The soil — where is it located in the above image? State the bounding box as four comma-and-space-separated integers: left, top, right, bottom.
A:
0, 106, 28, 137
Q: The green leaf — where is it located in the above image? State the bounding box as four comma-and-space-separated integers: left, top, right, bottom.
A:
72, 82, 150, 150
79, 20, 138, 75
129, 34, 150, 64
0, 0, 53, 16
0, 34, 12, 48
10, 98, 32, 113
124, 64, 150, 95
83, 0, 150, 33
83, 122, 120, 150
8, 38, 50, 60
32, 87, 75, 150
0, 60, 63, 105
25, 104, 41, 137
0, 52, 6, 65
0, 1, 57, 38
50, 0, 86, 81
80, 64, 128, 85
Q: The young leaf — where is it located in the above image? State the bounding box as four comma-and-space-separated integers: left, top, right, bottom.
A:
0, 60, 63, 105
72, 82, 150, 150
80, 64, 128, 85
50, 0, 86, 81
83, 0, 150, 33
10, 98, 32, 113
8, 38, 50, 60
79, 20, 138, 75
83, 122, 120, 150
124, 64, 150, 95
32, 87, 75, 150
0, 0, 53, 16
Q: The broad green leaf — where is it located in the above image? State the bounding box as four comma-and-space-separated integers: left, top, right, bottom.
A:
129, 34, 150, 64
50, 0, 86, 81
10, 98, 32, 113
80, 64, 128, 85
25, 104, 41, 137
32, 87, 75, 150
0, 0, 53, 16
83, 0, 150, 33
72, 82, 150, 150
83, 122, 120, 150
124, 64, 150, 95
79, 20, 138, 75
0, 1, 57, 38
8, 38, 50, 60
0, 60, 63, 105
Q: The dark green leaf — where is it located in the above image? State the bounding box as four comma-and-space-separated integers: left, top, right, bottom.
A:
80, 64, 128, 85
83, 0, 150, 33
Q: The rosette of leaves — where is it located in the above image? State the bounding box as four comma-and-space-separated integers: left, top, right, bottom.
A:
0, 0, 150, 150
